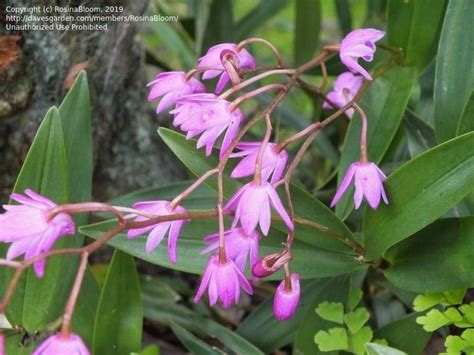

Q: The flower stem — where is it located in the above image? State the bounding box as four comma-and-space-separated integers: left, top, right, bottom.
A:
253, 114, 273, 185
220, 69, 295, 99
47, 203, 125, 225
60, 251, 89, 338
237, 37, 284, 67
353, 103, 368, 163
217, 170, 227, 264
229, 83, 287, 111
169, 168, 219, 209
283, 263, 292, 291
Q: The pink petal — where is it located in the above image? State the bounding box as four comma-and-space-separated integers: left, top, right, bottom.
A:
24, 189, 57, 208
6, 236, 37, 260
353, 173, 364, 209
271, 152, 288, 184
0, 208, 47, 241
234, 263, 253, 295
219, 113, 242, 159
266, 184, 294, 231
330, 163, 357, 207
156, 92, 178, 114
208, 273, 219, 306
215, 72, 230, 94
167, 220, 185, 263
258, 194, 271, 236
194, 259, 214, 303
145, 223, 170, 253
230, 153, 257, 179
340, 55, 372, 80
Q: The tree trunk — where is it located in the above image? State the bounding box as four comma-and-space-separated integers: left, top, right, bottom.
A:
0, 0, 184, 201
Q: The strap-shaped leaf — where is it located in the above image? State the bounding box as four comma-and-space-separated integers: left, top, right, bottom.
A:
93, 250, 143, 354
384, 217, 474, 292
0, 107, 69, 333
387, 0, 447, 71
434, 0, 474, 142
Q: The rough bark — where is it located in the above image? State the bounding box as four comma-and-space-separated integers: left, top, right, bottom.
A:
0, 0, 184, 201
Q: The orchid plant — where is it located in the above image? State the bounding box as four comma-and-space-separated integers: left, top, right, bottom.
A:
0, 1, 473, 353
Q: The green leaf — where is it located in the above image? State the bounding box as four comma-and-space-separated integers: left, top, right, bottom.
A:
5, 334, 34, 355
434, 0, 474, 142
387, 0, 447, 71
336, 66, 417, 219
347, 288, 363, 311
461, 329, 474, 346
444, 329, 474, 354
147, 20, 196, 69
170, 322, 220, 355
158, 128, 357, 255
238, 276, 349, 353
294, 0, 320, 65
144, 300, 200, 333
58, 70, 93, 204
315, 302, 344, 324
57, 71, 99, 344
350, 326, 373, 354
363, 132, 474, 260
457, 91, 474, 136
135, 345, 160, 355
444, 335, 468, 355
234, 0, 290, 40
314, 327, 348, 352
0, 107, 70, 332
384, 217, 474, 292
93, 250, 143, 354
345, 308, 370, 334
444, 289, 466, 305
413, 293, 444, 312
197, 318, 264, 355
416, 308, 462, 332
403, 109, 436, 158
460, 303, 474, 324
107, 182, 216, 211
366, 342, 406, 355
374, 313, 430, 354
334, 0, 352, 35
196, 0, 234, 55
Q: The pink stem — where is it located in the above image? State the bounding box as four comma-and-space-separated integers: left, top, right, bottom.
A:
169, 168, 219, 209
229, 83, 287, 111
220, 69, 294, 99
184, 66, 221, 81
283, 263, 292, 291
60, 251, 89, 338
47, 202, 125, 225
253, 114, 272, 185
237, 37, 284, 67
353, 103, 368, 162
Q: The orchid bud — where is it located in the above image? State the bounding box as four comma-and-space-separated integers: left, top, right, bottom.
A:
251, 250, 292, 278
273, 274, 301, 321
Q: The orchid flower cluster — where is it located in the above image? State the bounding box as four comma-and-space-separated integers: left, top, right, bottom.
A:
0, 29, 388, 354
